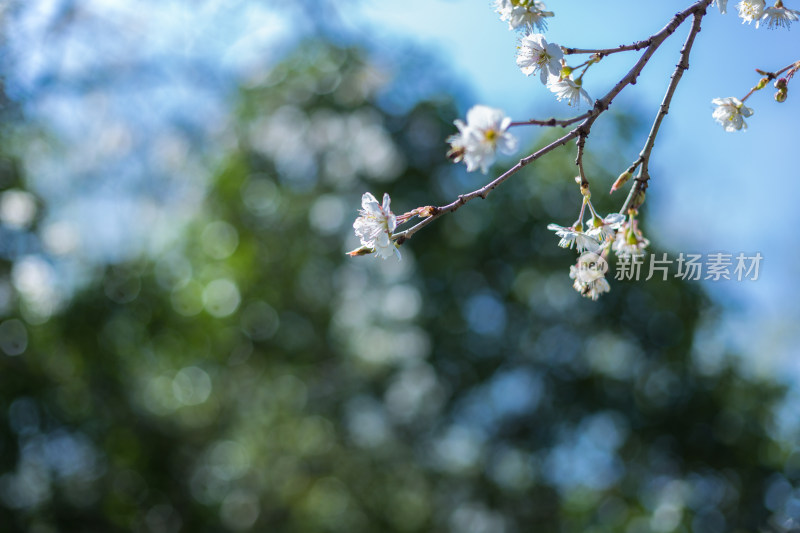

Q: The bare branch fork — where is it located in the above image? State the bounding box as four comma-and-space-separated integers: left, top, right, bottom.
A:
393, 0, 714, 245
620, 7, 707, 214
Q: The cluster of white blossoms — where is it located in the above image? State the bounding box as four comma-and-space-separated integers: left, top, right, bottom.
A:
447, 105, 518, 174
547, 211, 627, 255
547, 198, 650, 300
714, 0, 800, 27
738, 0, 800, 27
710, 1, 799, 130
493, 0, 554, 32
515, 33, 593, 107
348, 0, 796, 303
511, 12, 595, 108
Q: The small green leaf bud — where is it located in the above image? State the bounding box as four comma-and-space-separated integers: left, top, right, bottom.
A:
631, 189, 646, 210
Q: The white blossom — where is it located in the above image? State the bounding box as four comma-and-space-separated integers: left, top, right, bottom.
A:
547, 75, 593, 107
737, 0, 766, 24
711, 96, 754, 132
760, 1, 800, 28
713, 0, 729, 13
446, 131, 467, 164
494, 0, 554, 32
569, 255, 611, 300
547, 223, 602, 253
516, 34, 563, 84
448, 105, 518, 174
612, 223, 650, 259
353, 192, 400, 260
587, 213, 626, 243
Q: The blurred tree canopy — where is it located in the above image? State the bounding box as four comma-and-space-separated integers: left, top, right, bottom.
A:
0, 15, 798, 533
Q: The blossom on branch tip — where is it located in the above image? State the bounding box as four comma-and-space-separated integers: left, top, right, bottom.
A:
737, 0, 766, 24
494, 0, 554, 32
447, 105, 518, 174
711, 97, 754, 131
547, 75, 593, 107
352, 192, 400, 260
761, 1, 800, 29
713, 0, 729, 13
516, 34, 563, 84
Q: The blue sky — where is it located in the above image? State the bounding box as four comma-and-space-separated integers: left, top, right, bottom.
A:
354, 0, 800, 374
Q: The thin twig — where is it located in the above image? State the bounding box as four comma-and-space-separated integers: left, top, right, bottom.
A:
509, 112, 591, 128
620, 6, 707, 214
393, 128, 582, 244
744, 60, 800, 102
576, 133, 589, 191
393, 0, 714, 244
562, 40, 653, 57
768, 60, 800, 78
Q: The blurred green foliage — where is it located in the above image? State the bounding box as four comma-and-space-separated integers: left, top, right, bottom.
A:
0, 36, 795, 533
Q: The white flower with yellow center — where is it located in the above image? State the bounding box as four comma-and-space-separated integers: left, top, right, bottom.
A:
711, 96, 754, 131
516, 34, 564, 84
449, 105, 518, 174
737, 0, 766, 24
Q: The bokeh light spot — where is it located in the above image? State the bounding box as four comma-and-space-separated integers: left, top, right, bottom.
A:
220, 489, 260, 531
170, 280, 204, 316
0, 189, 37, 228
0, 319, 28, 356
240, 300, 279, 340
172, 367, 213, 406
203, 279, 241, 318
201, 221, 239, 260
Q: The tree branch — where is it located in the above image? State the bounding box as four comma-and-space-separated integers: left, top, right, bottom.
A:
562, 40, 653, 57
393, 0, 714, 244
620, 6, 708, 214
509, 112, 591, 128
393, 128, 581, 244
